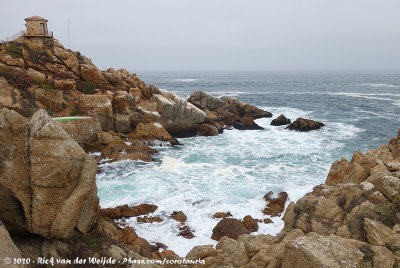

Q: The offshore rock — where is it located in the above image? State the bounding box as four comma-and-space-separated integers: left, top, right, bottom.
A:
271, 114, 291, 126
263, 191, 288, 217
286, 117, 325, 131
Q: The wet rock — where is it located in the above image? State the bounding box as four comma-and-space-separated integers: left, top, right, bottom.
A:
231, 116, 263, 130
197, 123, 219, 136
213, 212, 232, 218
242, 215, 259, 232
171, 211, 187, 223
286, 117, 325, 131
137, 216, 163, 223
100, 204, 158, 219
211, 218, 251, 241
130, 122, 177, 144
271, 114, 291, 126
178, 224, 195, 239
264, 218, 273, 224
263, 191, 288, 217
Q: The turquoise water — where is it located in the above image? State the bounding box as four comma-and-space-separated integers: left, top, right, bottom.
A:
97, 71, 400, 255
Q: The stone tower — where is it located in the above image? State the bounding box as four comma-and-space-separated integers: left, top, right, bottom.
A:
24, 16, 52, 37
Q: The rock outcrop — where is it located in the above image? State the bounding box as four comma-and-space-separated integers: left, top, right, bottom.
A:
286, 117, 325, 131
0, 108, 99, 239
188, 91, 271, 131
271, 114, 291, 126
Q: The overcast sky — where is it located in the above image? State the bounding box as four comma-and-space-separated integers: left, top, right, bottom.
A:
1, 0, 400, 71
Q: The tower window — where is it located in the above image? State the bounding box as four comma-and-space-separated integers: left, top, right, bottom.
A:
40, 23, 45, 34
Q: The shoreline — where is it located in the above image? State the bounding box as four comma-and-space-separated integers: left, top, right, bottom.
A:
1, 33, 400, 267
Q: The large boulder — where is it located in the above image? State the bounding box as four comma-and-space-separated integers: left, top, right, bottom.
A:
31, 87, 64, 113
112, 91, 137, 114
0, 108, 99, 239
130, 122, 177, 144
197, 123, 219, 136
286, 117, 325, 131
271, 114, 291, 126
79, 95, 113, 131
211, 218, 251, 241
59, 116, 103, 144
282, 233, 364, 267
151, 92, 206, 135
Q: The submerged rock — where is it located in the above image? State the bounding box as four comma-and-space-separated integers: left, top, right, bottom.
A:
171, 211, 187, 223
271, 114, 291, 126
213, 212, 232, 219
286, 117, 325, 131
178, 225, 195, 239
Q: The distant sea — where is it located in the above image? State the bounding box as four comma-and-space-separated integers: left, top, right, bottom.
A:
97, 71, 400, 255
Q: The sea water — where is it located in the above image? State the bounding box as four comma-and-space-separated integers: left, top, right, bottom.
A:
97, 71, 400, 256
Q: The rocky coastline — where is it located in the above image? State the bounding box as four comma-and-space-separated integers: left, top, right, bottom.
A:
1, 35, 399, 268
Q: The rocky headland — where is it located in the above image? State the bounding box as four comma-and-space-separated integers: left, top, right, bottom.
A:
1, 34, 398, 268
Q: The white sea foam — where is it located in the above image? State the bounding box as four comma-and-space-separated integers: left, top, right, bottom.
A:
360, 83, 400, 88
329, 92, 395, 101
97, 105, 365, 256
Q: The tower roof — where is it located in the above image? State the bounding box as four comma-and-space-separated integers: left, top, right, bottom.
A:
24, 16, 48, 22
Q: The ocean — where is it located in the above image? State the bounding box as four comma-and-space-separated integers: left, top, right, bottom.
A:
96, 71, 400, 256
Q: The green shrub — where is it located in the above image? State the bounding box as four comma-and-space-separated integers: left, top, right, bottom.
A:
14, 71, 32, 90
40, 84, 60, 92
6, 43, 23, 58
70, 104, 80, 116
76, 81, 96, 94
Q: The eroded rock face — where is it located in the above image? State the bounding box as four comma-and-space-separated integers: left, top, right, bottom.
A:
286, 117, 325, 131
271, 114, 291, 126
79, 95, 113, 131
0, 108, 99, 239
